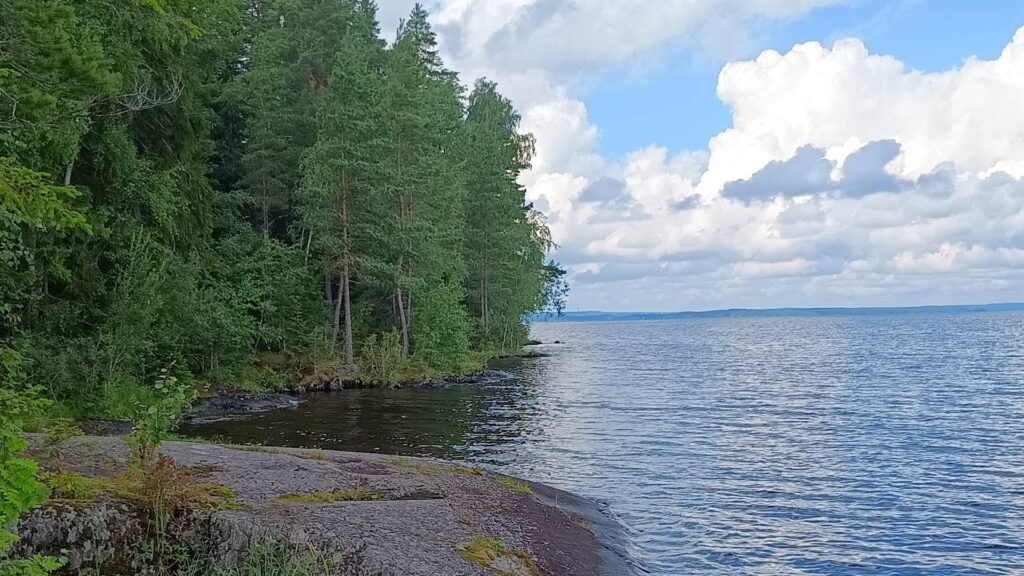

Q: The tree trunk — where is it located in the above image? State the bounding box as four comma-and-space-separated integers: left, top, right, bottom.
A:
406, 266, 413, 334
396, 286, 409, 358
331, 276, 343, 347
342, 262, 354, 368
63, 159, 75, 185
393, 254, 409, 354
340, 170, 354, 368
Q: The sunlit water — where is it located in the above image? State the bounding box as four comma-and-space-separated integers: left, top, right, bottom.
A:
182, 313, 1024, 574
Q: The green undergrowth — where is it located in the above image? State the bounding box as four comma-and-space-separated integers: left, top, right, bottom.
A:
199, 364, 292, 395
173, 537, 338, 576
272, 487, 390, 504
458, 536, 540, 576
496, 477, 534, 495
43, 339, 519, 422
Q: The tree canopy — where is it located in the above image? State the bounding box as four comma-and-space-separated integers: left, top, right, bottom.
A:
0, 0, 566, 417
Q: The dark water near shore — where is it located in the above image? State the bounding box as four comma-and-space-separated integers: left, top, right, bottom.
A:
183, 313, 1024, 575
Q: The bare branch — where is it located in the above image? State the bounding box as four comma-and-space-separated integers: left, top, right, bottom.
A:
100, 69, 184, 115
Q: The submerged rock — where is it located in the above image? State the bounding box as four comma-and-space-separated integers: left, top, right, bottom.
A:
185, 392, 301, 424
403, 369, 517, 389
14, 436, 635, 575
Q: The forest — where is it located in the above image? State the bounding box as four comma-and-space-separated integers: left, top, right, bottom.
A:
0, 0, 567, 422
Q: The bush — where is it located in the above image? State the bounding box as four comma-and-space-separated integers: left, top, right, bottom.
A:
129, 367, 197, 462
357, 332, 404, 385
410, 281, 472, 373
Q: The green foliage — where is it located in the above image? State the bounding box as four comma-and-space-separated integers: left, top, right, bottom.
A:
0, 348, 64, 574
461, 79, 563, 350
128, 368, 196, 458
214, 231, 324, 354
0, 158, 91, 333
202, 364, 290, 394
410, 281, 472, 373
357, 332, 405, 385
458, 535, 540, 576
7, 0, 564, 432
0, 554, 64, 576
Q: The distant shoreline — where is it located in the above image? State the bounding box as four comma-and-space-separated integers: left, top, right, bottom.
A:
532, 302, 1024, 323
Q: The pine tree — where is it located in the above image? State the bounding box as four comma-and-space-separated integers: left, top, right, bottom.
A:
379, 5, 469, 363
299, 0, 386, 368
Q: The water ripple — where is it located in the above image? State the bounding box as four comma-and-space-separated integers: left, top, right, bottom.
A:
184, 313, 1024, 574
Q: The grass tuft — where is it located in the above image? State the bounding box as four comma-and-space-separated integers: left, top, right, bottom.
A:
272, 487, 389, 504
300, 449, 328, 461
453, 465, 485, 476
496, 476, 533, 495
386, 457, 439, 476
226, 443, 283, 455
43, 466, 240, 510
458, 536, 540, 576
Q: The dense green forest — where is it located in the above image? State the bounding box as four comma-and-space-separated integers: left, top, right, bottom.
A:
0, 0, 567, 420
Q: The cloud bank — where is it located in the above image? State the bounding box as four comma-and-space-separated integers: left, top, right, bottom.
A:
385, 2, 1024, 311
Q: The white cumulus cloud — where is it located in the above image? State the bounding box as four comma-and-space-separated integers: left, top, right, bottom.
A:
381, 2, 1024, 311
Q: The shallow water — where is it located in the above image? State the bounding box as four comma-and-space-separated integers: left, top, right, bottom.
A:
182, 313, 1024, 574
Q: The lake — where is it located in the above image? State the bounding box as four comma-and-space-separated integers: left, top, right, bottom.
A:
183, 312, 1024, 574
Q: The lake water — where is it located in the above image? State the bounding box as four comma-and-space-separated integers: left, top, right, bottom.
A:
183, 313, 1024, 574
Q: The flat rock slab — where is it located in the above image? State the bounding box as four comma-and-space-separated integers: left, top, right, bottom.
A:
18, 436, 628, 575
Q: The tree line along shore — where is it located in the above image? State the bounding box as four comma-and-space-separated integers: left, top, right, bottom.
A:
1, 0, 566, 419
2, 1, 568, 572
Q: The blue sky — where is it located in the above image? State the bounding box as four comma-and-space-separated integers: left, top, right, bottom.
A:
585, 0, 1024, 158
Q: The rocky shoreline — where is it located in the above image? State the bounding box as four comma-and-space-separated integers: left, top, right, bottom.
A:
14, 436, 637, 575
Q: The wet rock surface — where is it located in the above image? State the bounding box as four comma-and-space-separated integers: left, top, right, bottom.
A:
15, 436, 629, 576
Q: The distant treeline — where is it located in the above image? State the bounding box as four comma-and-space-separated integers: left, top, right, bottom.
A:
533, 303, 1024, 323
0, 0, 567, 416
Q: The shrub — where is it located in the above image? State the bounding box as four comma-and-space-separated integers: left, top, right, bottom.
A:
410, 281, 471, 373
357, 332, 404, 385
128, 368, 196, 460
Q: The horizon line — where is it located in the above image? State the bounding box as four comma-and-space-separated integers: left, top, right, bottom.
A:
536, 302, 1024, 319
572, 302, 1024, 314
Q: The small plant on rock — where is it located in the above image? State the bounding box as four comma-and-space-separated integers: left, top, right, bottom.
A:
127, 367, 200, 551
129, 366, 196, 463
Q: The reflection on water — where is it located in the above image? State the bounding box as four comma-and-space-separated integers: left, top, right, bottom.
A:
182, 313, 1024, 575
181, 380, 543, 461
